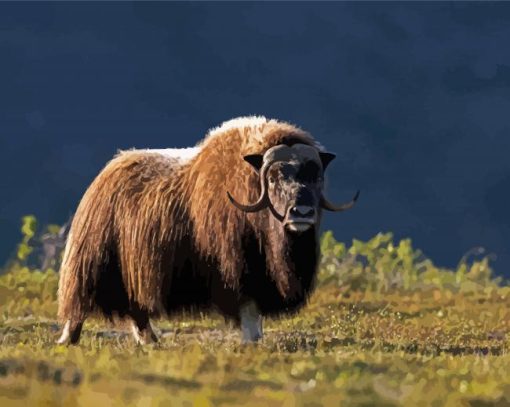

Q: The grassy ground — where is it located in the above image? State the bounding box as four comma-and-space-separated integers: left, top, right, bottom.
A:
1, 232, 510, 406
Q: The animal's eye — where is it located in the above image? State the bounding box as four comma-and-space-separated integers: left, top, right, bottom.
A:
269, 176, 276, 184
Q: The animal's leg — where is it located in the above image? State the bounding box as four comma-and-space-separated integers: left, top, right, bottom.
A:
129, 307, 158, 345
240, 301, 263, 343
56, 320, 84, 345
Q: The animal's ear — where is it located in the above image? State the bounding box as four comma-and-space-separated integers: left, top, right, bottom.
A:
319, 152, 336, 170
243, 154, 264, 171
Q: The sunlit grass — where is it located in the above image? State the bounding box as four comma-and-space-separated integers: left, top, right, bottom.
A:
1, 231, 509, 406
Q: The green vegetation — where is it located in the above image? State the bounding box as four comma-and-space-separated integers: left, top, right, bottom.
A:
1, 218, 510, 406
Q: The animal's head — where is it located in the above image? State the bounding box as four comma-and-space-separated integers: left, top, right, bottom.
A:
227, 143, 359, 233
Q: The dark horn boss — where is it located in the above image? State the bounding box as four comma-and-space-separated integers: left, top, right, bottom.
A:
57, 116, 359, 344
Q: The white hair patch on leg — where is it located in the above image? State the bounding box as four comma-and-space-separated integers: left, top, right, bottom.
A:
240, 301, 263, 343
131, 321, 145, 345
130, 321, 158, 345
56, 320, 70, 345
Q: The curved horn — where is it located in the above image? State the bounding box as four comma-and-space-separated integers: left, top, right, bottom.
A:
321, 190, 360, 212
226, 160, 273, 213
227, 191, 268, 212
267, 200, 285, 222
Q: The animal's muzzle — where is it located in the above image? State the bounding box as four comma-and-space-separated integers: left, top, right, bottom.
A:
285, 205, 316, 233
289, 205, 315, 219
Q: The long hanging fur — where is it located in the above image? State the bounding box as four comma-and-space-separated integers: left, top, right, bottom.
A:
57, 116, 322, 323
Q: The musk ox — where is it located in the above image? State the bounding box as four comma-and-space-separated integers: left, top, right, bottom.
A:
57, 116, 358, 344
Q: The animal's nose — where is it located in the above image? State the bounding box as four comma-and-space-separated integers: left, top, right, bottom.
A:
289, 205, 315, 218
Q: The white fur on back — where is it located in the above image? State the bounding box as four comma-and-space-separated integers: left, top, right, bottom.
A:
202, 115, 325, 151
127, 115, 324, 163
206, 116, 269, 140
142, 147, 202, 162
133, 117, 267, 161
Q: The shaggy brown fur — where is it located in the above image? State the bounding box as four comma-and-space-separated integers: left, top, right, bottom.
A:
58, 117, 322, 326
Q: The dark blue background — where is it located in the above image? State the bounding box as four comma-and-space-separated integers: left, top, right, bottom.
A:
1, 3, 509, 274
